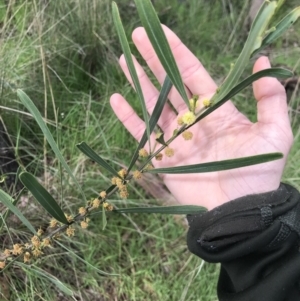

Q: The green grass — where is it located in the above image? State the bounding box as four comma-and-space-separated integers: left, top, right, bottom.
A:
0, 0, 300, 300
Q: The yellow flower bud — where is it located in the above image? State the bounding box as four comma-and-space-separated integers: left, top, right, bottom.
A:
177, 116, 184, 126
92, 198, 100, 209
24, 252, 31, 263
49, 218, 58, 228
203, 99, 211, 107
118, 169, 127, 179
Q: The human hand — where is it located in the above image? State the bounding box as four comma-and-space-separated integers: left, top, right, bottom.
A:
110, 26, 293, 210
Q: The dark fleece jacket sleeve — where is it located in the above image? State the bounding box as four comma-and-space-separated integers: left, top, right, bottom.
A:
187, 183, 300, 301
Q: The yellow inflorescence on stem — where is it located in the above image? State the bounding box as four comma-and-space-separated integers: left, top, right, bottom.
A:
133, 170, 142, 180
80, 221, 89, 229
42, 238, 51, 247
99, 191, 106, 199
139, 148, 148, 158
203, 99, 211, 107
24, 252, 31, 263
4, 249, 10, 256
92, 198, 100, 209
65, 214, 73, 223
0, 261, 6, 269
78, 207, 86, 216
31, 236, 41, 249
177, 116, 184, 126
66, 226, 75, 237
37, 228, 44, 236
182, 111, 196, 125
118, 169, 127, 179
182, 131, 193, 140
32, 248, 43, 258
12, 244, 23, 255
165, 147, 175, 157
49, 218, 58, 228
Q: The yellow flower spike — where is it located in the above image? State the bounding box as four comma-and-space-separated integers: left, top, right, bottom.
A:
92, 198, 100, 209
118, 169, 127, 179
155, 153, 163, 161
37, 228, 44, 236
138, 148, 148, 158
165, 147, 175, 158
133, 170, 142, 180
49, 218, 58, 228
78, 207, 86, 216
80, 221, 88, 229
182, 131, 193, 140
99, 191, 106, 199
111, 177, 118, 185
0, 261, 6, 269
182, 111, 196, 125
66, 226, 75, 237
24, 252, 31, 263
115, 178, 123, 188
119, 188, 129, 199
177, 116, 184, 126
203, 99, 211, 107
103, 202, 109, 209
107, 204, 114, 211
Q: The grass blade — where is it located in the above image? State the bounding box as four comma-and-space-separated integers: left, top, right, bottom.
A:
77, 142, 121, 178
19, 172, 69, 225
251, 7, 300, 57
134, 0, 189, 107
113, 205, 207, 215
216, 1, 277, 101
189, 67, 293, 127
146, 153, 283, 174
0, 189, 36, 234
112, 2, 151, 143
102, 205, 107, 230
17, 263, 74, 296
56, 240, 118, 276
127, 76, 172, 172
17, 89, 86, 201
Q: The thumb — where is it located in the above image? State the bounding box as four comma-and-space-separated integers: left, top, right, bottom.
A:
253, 56, 289, 127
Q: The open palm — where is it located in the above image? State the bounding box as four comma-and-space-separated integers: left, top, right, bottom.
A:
110, 26, 293, 210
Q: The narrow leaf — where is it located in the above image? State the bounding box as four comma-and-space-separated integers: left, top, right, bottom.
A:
0, 189, 36, 234
19, 172, 68, 224
77, 142, 121, 178
251, 7, 300, 57
127, 76, 172, 172
112, 2, 151, 143
189, 67, 293, 127
146, 153, 283, 174
56, 241, 118, 276
134, 0, 189, 107
216, 1, 277, 101
113, 205, 207, 215
17, 90, 86, 201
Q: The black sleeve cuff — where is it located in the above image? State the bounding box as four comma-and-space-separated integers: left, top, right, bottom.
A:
187, 183, 300, 301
